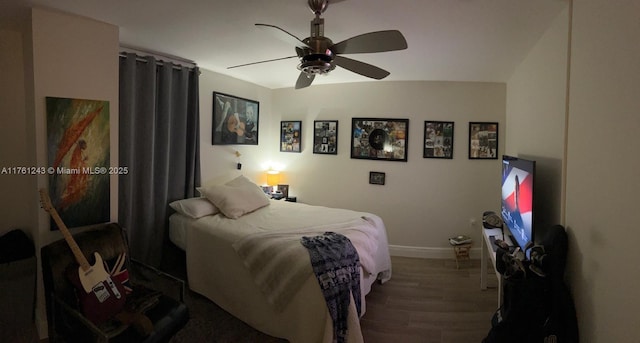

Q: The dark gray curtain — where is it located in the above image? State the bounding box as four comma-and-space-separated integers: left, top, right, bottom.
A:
119, 52, 200, 267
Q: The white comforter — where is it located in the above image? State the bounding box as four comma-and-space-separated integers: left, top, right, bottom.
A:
233, 216, 380, 312
173, 199, 392, 343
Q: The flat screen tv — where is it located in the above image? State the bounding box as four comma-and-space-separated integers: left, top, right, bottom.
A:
500, 155, 535, 252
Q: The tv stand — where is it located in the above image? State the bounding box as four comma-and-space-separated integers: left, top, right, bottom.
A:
480, 226, 514, 307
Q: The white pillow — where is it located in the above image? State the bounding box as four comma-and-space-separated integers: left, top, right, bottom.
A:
196, 171, 243, 196
200, 171, 243, 188
199, 175, 270, 219
169, 197, 219, 219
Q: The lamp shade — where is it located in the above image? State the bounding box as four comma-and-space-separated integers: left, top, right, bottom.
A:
266, 171, 280, 186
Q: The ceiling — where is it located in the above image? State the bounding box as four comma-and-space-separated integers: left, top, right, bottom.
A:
2, 0, 567, 89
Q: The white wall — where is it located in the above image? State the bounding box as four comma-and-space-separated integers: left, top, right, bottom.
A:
30, 8, 120, 245
565, 0, 640, 341
506, 6, 569, 234
508, 1, 640, 341
273, 82, 506, 255
0, 28, 31, 236
10, 7, 120, 337
199, 78, 507, 256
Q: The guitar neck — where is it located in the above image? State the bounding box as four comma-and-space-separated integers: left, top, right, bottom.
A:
48, 207, 91, 271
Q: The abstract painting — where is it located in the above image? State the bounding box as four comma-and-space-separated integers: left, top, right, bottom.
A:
46, 97, 110, 229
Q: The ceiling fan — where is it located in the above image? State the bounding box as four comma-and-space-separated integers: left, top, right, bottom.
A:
228, 0, 408, 89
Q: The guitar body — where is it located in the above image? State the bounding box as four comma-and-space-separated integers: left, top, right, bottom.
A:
66, 254, 127, 325
77, 252, 111, 293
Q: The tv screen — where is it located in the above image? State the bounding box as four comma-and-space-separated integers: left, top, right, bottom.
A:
501, 155, 535, 252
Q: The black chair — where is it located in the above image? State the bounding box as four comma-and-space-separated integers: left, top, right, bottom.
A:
41, 222, 189, 343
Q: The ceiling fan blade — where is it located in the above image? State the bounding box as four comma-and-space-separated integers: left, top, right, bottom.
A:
295, 72, 315, 89
255, 23, 311, 49
331, 30, 408, 54
227, 56, 298, 69
334, 56, 390, 80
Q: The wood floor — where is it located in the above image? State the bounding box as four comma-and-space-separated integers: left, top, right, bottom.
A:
169, 254, 500, 342
166, 253, 499, 342
360, 256, 498, 343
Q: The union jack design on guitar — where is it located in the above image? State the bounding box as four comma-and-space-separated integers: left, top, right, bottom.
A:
104, 252, 132, 295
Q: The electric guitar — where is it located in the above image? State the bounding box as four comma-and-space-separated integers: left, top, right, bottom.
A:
39, 189, 126, 324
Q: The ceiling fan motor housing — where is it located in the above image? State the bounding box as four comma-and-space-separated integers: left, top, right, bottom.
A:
299, 33, 335, 75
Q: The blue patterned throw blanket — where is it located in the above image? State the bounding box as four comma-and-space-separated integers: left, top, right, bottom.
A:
301, 232, 361, 343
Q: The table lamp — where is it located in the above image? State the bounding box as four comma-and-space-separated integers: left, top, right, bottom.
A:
266, 170, 283, 199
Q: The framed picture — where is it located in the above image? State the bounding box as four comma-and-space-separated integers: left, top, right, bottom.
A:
280, 121, 301, 152
46, 97, 110, 229
212, 92, 259, 145
350, 118, 409, 162
313, 120, 338, 154
468, 122, 499, 159
369, 172, 386, 185
424, 121, 454, 159
277, 184, 289, 198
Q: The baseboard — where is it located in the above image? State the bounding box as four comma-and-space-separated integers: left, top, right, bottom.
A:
36, 311, 47, 340
389, 245, 481, 259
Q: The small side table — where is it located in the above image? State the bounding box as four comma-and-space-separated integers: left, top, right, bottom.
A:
452, 243, 472, 269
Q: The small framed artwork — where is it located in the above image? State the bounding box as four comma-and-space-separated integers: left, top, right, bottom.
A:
424, 121, 454, 159
351, 118, 409, 162
369, 172, 386, 185
313, 120, 338, 155
468, 122, 499, 159
212, 92, 259, 145
280, 121, 302, 152
277, 184, 289, 198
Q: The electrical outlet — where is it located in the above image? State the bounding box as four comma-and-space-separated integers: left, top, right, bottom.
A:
469, 218, 477, 227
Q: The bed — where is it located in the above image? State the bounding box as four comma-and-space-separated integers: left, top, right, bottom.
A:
168, 175, 392, 343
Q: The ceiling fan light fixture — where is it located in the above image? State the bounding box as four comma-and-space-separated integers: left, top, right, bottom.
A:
298, 54, 336, 75
298, 60, 335, 75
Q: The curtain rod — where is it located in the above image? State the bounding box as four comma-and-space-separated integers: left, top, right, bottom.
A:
119, 44, 197, 69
